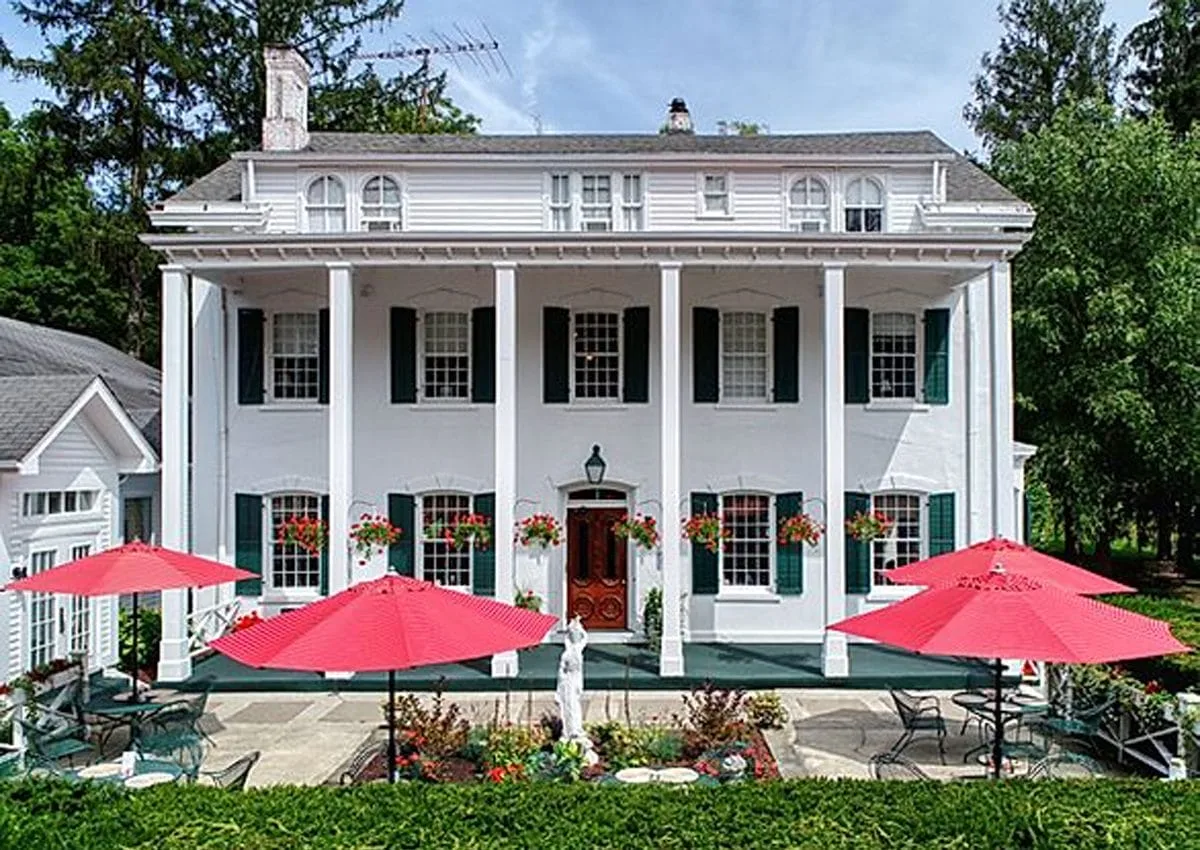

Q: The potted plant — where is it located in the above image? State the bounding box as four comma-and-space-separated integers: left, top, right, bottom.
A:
613, 513, 660, 551
427, 514, 492, 551
513, 589, 543, 612
778, 513, 824, 547
682, 513, 729, 553
845, 511, 893, 542
516, 513, 562, 549
349, 513, 401, 564
278, 515, 328, 556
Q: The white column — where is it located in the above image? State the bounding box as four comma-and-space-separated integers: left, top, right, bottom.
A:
327, 263, 354, 596
158, 266, 192, 682
965, 271, 993, 543
190, 276, 224, 630
989, 261, 1016, 538
492, 262, 519, 677
821, 263, 849, 678
659, 262, 684, 677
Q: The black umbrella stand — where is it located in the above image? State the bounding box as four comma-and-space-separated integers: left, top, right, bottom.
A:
991, 658, 1004, 779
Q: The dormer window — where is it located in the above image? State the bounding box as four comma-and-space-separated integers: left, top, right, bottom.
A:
361, 175, 402, 231
787, 176, 829, 232
844, 177, 883, 233
580, 174, 613, 232
305, 175, 346, 233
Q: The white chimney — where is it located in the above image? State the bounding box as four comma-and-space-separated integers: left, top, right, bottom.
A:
666, 98, 693, 134
262, 46, 310, 152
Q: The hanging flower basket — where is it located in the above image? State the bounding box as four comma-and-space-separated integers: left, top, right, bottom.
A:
845, 511, 893, 542
516, 513, 562, 549
613, 513, 660, 551
427, 514, 492, 551
349, 513, 402, 564
278, 515, 328, 556
778, 513, 824, 547
513, 589, 544, 612
683, 513, 730, 553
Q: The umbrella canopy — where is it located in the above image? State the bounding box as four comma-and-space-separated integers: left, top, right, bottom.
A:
884, 537, 1133, 595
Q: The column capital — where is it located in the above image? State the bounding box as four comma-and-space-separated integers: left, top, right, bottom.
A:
658, 260, 682, 271
159, 263, 189, 275
821, 261, 847, 271
492, 260, 517, 271
325, 261, 354, 272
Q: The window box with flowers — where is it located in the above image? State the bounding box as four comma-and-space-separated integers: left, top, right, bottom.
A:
427, 514, 492, 551
682, 513, 729, 553
778, 512, 824, 547
613, 513, 659, 551
350, 513, 402, 565
845, 510, 893, 542
278, 515, 329, 556
516, 513, 562, 549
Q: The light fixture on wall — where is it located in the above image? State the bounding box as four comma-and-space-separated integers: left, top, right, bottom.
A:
9, 566, 26, 580
584, 444, 606, 485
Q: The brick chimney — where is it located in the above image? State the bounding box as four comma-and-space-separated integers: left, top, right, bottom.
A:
262, 46, 310, 152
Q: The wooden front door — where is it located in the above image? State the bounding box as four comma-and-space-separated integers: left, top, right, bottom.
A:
566, 507, 627, 630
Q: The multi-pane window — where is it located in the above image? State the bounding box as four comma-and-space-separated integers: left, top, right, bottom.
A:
580, 174, 612, 232
572, 312, 621, 401
361, 175, 402, 231
68, 544, 91, 656
702, 173, 730, 215
788, 176, 829, 232
844, 177, 883, 233
622, 174, 644, 230
871, 312, 918, 399
550, 174, 572, 231
721, 311, 769, 401
422, 311, 470, 401
721, 494, 772, 588
270, 312, 320, 401
305, 175, 346, 233
27, 550, 56, 668
269, 494, 322, 591
22, 489, 97, 517
871, 493, 922, 586
421, 493, 472, 588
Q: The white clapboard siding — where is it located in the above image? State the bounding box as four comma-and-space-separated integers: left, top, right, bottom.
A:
0, 593, 18, 682
887, 167, 931, 233
257, 165, 299, 233
406, 168, 545, 232
646, 170, 784, 232
39, 421, 110, 473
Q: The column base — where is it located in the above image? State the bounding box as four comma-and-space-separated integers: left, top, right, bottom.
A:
491, 650, 519, 678
155, 642, 193, 683
821, 632, 849, 678
325, 671, 354, 680
658, 637, 685, 677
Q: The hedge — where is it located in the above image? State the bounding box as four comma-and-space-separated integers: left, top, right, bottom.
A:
3, 778, 1200, 849
1102, 594, 1200, 691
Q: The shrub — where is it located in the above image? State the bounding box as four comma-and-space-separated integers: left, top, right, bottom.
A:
586, 723, 681, 770
481, 724, 547, 770
640, 588, 662, 653
384, 688, 469, 759
746, 691, 788, 729
1102, 594, 1200, 691
118, 607, 161, 675
675, 682, 749, 757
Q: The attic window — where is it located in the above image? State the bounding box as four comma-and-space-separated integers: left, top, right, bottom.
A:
305, 175, 346, 233
361, 175, 402, 231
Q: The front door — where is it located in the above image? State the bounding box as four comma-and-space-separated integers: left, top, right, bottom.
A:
566, 507, 627, 630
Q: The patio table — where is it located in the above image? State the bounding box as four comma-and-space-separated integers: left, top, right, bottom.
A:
69, 755, 184, 788
84, 694, 163, 749
954, 695, 1042, 764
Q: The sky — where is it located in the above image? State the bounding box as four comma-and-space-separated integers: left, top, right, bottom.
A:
0, 0, 1156, 154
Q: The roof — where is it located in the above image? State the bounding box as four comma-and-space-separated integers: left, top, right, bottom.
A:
167, 130, 1020, 204
0, 317, 161, 457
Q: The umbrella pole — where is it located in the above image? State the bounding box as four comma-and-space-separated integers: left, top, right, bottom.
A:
992, 658, 1003, 779
130, 592, 139, 703
387, 670, 397, 784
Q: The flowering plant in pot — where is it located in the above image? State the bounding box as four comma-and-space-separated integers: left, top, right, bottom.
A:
232, 611, 263, 633
845, 511, 893, 542
427, 514, 492, 551
516, 513, 562, 549
682, 513, 729, 553
349, 513, 401, 564
613, 513, 660, 551
278, 515, 328, 556
513, 589, 544, 612
777, 513, 824, 547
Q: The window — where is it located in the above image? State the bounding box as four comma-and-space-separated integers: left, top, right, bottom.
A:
420, 493, 472, 588
361, 175, 402, 231
305, 175, 346, 233
622, 174, 644, 230
422, 311, 470, 401
721, 494, 772, 588
871, 312, 918, 399
28, 550, 56, 668
871, 493, 922, 586
844, 177, 883, 232
270, 312, 320, 401
123, 496, 153, 543
701, 173, 730, 215
550, 174, 572, 231
721, 311, 769, 402
22, 489, 97, 518
269, 494, 322, 591
68, 544, 91, 656
580, 174, 612, 232
572, 312, 621, 401
788, 176, 829, 232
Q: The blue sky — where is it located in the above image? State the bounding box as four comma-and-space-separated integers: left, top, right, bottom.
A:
0, 0, 1154, 153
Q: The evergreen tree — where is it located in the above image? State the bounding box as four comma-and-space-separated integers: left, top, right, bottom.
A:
1124, 0, 1200, 136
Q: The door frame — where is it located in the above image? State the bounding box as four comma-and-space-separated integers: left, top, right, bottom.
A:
556, 483, 636, 639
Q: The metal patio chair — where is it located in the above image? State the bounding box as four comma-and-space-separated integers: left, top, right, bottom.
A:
135, 700, 206, 781
15, 715, 94, 770
888, 688, 947, 764
1026, 751, 1105, 779
869, 751, 932, 780
201, 750, 260, 791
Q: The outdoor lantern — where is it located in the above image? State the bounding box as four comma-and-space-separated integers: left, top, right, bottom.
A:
584, 444, 606, 485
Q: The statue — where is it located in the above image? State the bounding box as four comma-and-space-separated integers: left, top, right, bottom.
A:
555, 616, 598, 764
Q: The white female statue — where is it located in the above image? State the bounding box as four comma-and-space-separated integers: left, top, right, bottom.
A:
555, 616, 597, 763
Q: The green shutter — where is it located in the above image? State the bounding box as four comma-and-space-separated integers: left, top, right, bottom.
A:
772, 307, 800, 403
845, 491, 871, 594
690, 492, 719, 595
472, 493, 496, 597
623, 306, 650, 403
471, 306, 495, 403
543, 307, 570, 404
234, 494, 262, 595
845, 308, 869, 404
318, 308, 330, 405
693, 307, 719, 403
923, 308, 950, 405
319, 494, 330, 596
236, 309, 264, 405
1023, 492, 1032, 545
928, 492, 956, 556
390, 307, 417, 404
387, 493, 415, 577
776, 491, 804, 595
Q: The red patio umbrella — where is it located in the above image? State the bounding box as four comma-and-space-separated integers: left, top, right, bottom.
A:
885, 537, 1133, 595
831, 566, 1189, 777
5, 541, 255, 701
209, 573, 558, 782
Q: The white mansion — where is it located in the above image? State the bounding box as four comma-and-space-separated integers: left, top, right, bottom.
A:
144, 47, 1033, 682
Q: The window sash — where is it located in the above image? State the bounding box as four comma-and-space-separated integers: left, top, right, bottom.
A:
68, 544, 92, 655
421, 311, 471, 401
269, 494, 322, 590
420, 493, 473, 588
720, 312, 770, 402
270, 312, 321, 401
720, 494, 772, 588
28, 550, 57, 668
21, 490, 98, 517
305, 176, 347, 233
550, 174, 572, 231
571, 311, 621, 401
622, 174, 644, 230
580, 174, 612, 232
871, 493, 922, 587
870, 312, 918, 399
702, 174, 729, 214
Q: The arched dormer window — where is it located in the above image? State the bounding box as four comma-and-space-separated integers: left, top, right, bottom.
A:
844, 177, 883, 233
361, 175, 402, 231
787, 176, 829, 232
305, 175, 346, 233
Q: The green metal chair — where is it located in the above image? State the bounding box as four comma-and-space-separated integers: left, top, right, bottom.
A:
15, 715, 94, 769
869, 751, 932, 780
136, 700, 206, 781
201, 751, 260, 790
888, 688, 947, 764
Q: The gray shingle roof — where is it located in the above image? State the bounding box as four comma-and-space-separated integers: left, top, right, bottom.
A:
0, 317, 161, 458
169, 159, 242, 203
945, 154, 1017, 203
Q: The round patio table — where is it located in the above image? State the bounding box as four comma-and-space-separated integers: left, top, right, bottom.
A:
84, 694, 164, 749
70, 756, 183, 788
953, 693, 1029, 763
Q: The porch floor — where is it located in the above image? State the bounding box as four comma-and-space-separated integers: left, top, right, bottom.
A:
174, 643, 995, 693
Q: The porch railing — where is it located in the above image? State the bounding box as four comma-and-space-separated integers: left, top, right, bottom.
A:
187, 597, 241, 656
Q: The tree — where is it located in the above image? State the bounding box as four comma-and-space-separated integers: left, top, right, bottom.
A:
965, 0, 1119, 152
716, 120, 765, 136
1124, 0, 1200, 137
